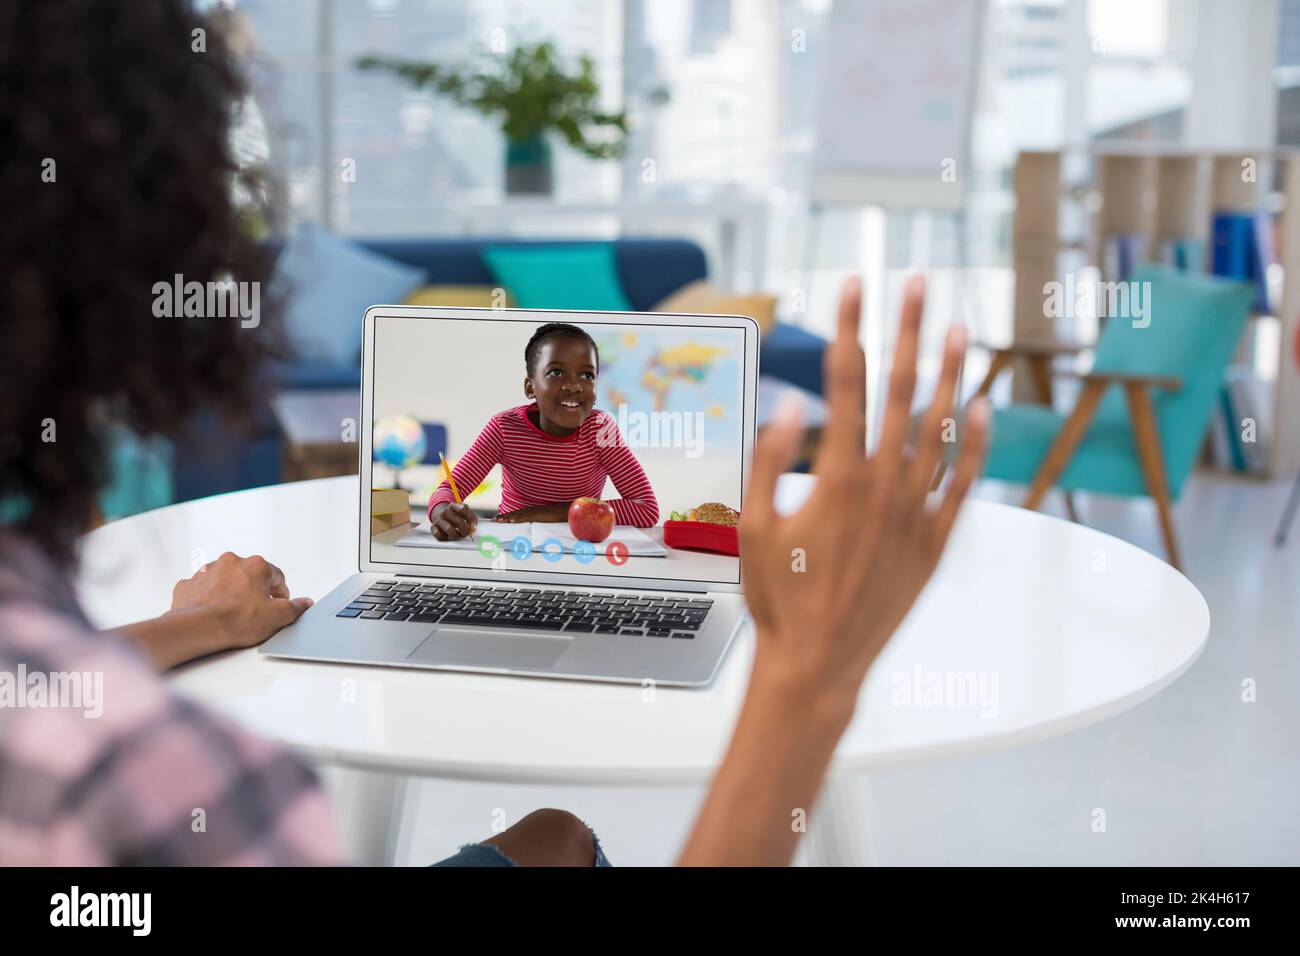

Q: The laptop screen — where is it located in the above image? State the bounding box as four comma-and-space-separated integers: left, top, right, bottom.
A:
369, 313, 748, 586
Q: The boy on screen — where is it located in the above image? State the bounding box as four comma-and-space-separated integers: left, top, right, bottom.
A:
428, 322, 659, 541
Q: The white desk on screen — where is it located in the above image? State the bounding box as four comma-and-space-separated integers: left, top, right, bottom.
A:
370, 523, 737, 582
75, 475, 1209, 866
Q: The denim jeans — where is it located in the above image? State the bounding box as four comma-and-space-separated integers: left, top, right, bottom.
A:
431, 828, 612, 867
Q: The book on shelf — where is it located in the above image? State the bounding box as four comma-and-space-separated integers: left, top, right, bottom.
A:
1211, 211, 1273, 313
1102, 234, 1142, 283
1210, 369, 1268, 475
1249, 212, 1275, 313
1159, 236, 1205, 273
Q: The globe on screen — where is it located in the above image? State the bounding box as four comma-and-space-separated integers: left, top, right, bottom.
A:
373, 414, 427, 470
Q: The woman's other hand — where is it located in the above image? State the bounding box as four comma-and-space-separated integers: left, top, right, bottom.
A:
169, 552, 314, 650
120, 552, 314, 670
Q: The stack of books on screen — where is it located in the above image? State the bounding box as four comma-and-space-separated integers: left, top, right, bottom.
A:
1211, 211, 1274, 313
1207, 369, 1269, 475
371, 488, 412, 535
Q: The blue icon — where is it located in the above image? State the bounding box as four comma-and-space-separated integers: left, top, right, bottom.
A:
510, 535, 533, 560
539, 537, 565, 562
573, 540, 596, 564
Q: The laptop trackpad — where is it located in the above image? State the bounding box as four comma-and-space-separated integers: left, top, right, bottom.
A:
408, 628, 570, 671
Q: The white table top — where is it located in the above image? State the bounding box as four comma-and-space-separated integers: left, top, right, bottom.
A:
74, 475, 1209, 785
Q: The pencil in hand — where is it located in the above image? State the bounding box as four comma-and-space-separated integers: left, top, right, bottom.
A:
438, 452, 477, 546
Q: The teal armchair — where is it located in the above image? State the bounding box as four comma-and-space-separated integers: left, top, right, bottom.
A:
964, 266, 1255, 569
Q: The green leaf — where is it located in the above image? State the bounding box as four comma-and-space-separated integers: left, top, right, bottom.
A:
351, 41, 627, 160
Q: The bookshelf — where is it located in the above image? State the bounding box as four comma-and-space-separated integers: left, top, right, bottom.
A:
1010, 145, 1300, 480
1152, 155, 1207, 259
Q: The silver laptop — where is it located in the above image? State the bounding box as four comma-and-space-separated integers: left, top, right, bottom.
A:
260, 304, 759, 686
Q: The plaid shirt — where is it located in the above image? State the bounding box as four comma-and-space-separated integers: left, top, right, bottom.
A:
0, 533, 341, 865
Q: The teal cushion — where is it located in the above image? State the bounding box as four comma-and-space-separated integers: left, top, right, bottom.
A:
482, 244, 632, 311
274, 224, 427, 364
981, 400, 1150, 498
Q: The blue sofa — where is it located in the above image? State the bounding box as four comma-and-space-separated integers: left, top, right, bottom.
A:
172, 236, 828, 502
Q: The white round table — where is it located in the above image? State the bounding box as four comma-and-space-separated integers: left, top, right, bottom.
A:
74, 475, 1209, 866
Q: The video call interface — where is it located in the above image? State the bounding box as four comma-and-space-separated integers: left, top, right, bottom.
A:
369, 315, 748, 585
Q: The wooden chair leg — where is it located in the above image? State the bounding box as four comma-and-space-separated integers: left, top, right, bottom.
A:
1123, 383, 1182, 570
942, 350, 1013, 497
973, 351, 1011, 400
1027, 354, 1055, 406
1024, 380, 1108, 511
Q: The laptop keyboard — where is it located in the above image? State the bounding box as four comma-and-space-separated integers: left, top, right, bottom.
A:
335, 580, 713, 640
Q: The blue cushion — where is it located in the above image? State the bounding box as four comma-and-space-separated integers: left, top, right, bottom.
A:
352, 238, 707, 311
273, 225, 427, 364
272, 357, 362, 391
481, 243, 632, 311
609, 239, 708, 310
760, 322, 827, 395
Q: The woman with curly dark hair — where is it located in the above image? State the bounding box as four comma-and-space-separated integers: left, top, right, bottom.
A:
0, 0, 606, 866
0, 0, 987, 869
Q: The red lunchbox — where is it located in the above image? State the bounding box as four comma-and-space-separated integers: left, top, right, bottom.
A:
663, 520, 739, 556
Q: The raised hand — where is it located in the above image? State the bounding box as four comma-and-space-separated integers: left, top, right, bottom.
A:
678, 273, 989, 867
739, 274, 990, 703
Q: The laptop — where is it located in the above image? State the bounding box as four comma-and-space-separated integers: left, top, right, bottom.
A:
259, 304, 759, 686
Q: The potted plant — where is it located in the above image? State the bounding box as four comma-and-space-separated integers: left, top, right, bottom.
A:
356, 42, 627, 196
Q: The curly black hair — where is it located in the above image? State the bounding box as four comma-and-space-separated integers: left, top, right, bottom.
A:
524, 322, 600, 377
0, 0, 284, 564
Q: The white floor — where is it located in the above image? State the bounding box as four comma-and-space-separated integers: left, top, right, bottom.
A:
353, 471, 1300, 866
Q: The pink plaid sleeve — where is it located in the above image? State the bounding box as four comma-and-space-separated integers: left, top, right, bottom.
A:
0, 604, 343, 866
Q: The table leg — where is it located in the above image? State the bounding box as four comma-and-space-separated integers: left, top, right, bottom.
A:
803, 773, 880, 867
331, 767, 411, 866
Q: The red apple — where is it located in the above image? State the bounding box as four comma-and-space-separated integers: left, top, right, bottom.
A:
568, 497, 615, 543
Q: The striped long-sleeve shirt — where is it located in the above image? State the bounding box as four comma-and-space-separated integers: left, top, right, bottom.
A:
428, 403, 659, 527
